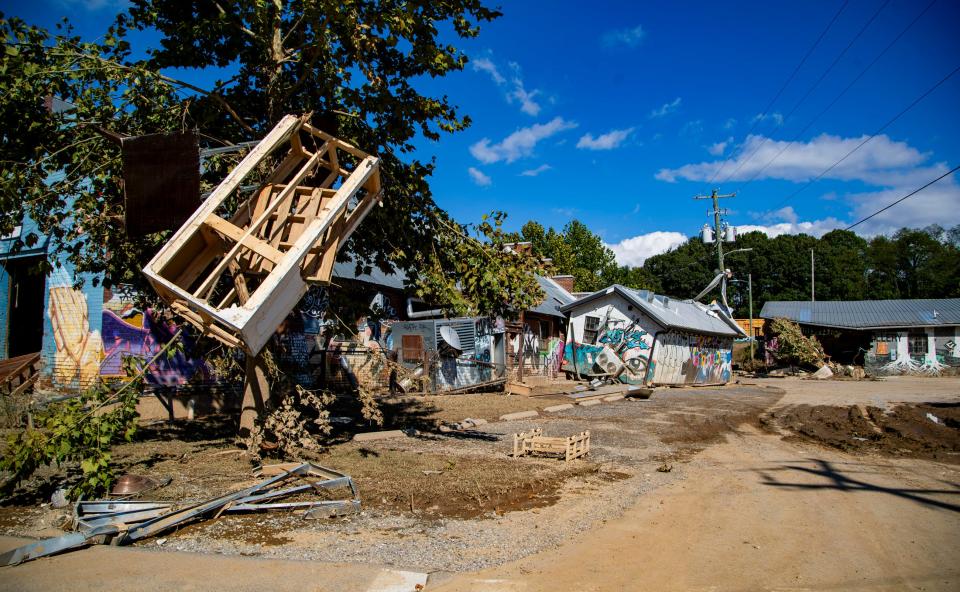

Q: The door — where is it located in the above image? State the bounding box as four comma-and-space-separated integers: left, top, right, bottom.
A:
4, 257, 46, 357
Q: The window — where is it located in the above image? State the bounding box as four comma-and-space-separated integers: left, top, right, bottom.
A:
583, 316, 600, 344
908, 332, 928, 358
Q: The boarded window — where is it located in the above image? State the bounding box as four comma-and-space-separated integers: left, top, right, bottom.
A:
401, 334, 424, 363
122, 131, 200, 236
583, 316, 600, 344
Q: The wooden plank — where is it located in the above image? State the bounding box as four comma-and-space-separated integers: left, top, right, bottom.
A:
203, 215, 284, 265
146, 115, 301, 273
194, 150, 323, 299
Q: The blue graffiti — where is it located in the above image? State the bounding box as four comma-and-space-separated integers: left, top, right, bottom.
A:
599, 328, 649, 350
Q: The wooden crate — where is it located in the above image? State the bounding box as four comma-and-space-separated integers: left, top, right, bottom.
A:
143, 114, 382, 354
512, 428, 591, 462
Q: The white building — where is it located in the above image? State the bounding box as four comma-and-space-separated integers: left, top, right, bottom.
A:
560, 285, 745, 386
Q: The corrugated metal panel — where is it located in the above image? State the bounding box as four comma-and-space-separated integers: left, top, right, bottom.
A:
759, 299, 960, 329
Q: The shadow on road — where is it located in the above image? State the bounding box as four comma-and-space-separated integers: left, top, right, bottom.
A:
755, 459, 960, 513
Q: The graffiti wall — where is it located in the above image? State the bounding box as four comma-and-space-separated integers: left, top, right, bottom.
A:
562, 293, 656, 385
42, 265, 209, 392
649, 332, 733, 385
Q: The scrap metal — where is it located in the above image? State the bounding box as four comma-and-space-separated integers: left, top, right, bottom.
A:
0, 462, 360, 566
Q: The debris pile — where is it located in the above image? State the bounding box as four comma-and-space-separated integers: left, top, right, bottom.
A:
767, 318, 826, 368
0, 462, 359, 566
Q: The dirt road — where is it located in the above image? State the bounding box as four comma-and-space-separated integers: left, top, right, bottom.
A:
433, 423, 960, 591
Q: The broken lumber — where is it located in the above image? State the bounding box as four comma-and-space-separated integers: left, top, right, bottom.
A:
143, 114, 383, 355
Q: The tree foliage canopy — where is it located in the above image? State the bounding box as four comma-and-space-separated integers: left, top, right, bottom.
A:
1, 1, 542, 318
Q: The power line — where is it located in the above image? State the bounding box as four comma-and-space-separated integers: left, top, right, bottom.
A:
707, 0, 850, 185
845, 164, 959, 230
771, 62, 960, 210
721, 0, 891, 184
735, 0, 937, 191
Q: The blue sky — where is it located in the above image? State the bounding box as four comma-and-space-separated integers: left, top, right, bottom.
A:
9, 0, 960, 265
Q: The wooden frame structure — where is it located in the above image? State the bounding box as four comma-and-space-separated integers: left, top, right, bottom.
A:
512, 428, 591, 462
143, 114, 382, 354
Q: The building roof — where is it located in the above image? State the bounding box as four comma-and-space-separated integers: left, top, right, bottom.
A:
529, 275, 577, 318
332, 257, 407, 290
561, 284, 745, 337
332, 256, 574, 318
759, 299, 960, 329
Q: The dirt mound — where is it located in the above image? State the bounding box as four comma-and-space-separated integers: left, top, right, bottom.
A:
765, 402, 960, 463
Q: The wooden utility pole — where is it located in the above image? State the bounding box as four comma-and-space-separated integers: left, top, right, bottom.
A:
694, 189, 737, 274
748, 272, 754, 360
810, 248, 815, 302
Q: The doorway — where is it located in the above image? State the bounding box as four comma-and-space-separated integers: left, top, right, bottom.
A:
3, 257, 46, 357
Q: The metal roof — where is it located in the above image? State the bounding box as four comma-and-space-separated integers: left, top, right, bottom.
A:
759, 299, 960, 329
332, 256, 574, 318
561, 284, 744, 337
332, 257, 407, 290
529, 275, 577, 318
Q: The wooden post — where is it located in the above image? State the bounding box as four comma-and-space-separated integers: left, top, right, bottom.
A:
517, 311, 525, 383
238, 352, 272, 438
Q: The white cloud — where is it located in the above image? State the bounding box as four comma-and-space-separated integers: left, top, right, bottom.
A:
602, 25, 646, 48
467, 167, 492, 186
607, 231, 688, 267
650, 97, 682, 118
471, 57, 505, 85
656, 133, 929, 184
509, 83, 541, 116
708, 137, 734, 156
576, 127, 634, 150
470, 117, 578, 164
845, 180, 960, 235
723, 118, 737, 130
658, 131, 960, 238
473, 58, 543, 116
520, 164, 552, 177
737, 206, 843, 237
752, 112, 784, 126
552, 207, 578, 218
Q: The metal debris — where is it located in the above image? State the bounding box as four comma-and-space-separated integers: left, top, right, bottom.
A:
0, 462, 360, 566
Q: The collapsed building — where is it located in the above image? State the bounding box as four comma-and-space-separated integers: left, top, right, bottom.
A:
560, 285, 744, 386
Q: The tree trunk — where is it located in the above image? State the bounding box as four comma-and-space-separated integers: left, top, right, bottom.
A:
238, 352, 272, 438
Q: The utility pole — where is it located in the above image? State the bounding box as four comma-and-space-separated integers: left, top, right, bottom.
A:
694, 189, 737, 275
748, 272, 754, 359
810, 248, 815, 302
693, 189, 737, 306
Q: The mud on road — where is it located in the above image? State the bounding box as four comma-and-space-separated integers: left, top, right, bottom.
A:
765, 401, 960, 464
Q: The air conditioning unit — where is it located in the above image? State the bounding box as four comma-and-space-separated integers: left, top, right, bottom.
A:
595, 346, 624, 375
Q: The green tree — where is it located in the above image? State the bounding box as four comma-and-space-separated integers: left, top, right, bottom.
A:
1, 2, 538, 317
813, 230, 868, 301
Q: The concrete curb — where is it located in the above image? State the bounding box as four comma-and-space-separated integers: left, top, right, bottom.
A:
578, 399, 602, 407
543, 403, 574, 413
499, 410, 540, 421
353, 430, 406, 442
603, 394, 625, 402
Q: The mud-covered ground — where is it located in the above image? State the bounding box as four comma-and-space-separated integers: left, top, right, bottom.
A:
764, 401, 960, 463
0, 384, 781, 571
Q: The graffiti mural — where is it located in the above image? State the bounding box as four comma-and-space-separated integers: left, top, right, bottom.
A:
651, 332, 733, 385
43, 269, 209, 391
47, 285, 103, 388
562, 315, 653, 385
